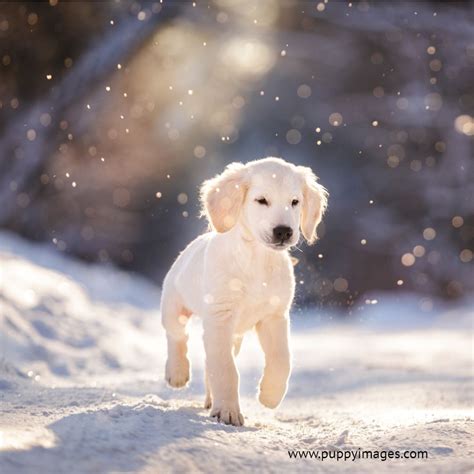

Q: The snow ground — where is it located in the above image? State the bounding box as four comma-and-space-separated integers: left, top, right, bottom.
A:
0, 232, 472, 473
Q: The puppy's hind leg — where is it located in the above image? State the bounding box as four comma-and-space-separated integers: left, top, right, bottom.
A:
161, 289, 191, 389
204, 370, 212, 409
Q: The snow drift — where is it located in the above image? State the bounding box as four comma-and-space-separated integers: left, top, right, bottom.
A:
0, 232, 472, 473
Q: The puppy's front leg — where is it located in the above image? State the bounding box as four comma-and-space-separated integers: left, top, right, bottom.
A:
256, 316, 291, 409
203, 317, 244, 426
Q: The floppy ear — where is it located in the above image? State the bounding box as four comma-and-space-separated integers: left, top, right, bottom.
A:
200, 162, 247, 232
298, 166, 328, 245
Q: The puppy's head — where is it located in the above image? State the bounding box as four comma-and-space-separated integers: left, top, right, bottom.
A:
200, 157, 328, 250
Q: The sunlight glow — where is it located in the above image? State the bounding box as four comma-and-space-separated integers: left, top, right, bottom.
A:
221, 38, 275, 78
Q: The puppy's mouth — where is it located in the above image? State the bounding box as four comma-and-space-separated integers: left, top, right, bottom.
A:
266, 241, 292, 251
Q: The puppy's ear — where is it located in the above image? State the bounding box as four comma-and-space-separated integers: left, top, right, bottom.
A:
200, 162, 247, 232
298, 166, 328, 245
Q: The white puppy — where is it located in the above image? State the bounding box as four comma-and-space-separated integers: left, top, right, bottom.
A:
161, 157, 328, 426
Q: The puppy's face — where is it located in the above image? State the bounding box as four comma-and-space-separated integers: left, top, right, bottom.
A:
243, 167, 302, 250
200, 157, 328, 249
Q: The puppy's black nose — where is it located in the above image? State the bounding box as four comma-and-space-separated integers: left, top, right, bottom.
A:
273, 225, 293, 243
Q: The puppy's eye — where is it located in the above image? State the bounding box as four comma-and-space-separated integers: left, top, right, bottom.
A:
291, 199, 299, 207
255, 197, 269, 206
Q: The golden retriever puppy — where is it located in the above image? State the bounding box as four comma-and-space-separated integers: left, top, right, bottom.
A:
161, 157, 328, 426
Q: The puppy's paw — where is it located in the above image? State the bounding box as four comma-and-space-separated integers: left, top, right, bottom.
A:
211, 404, 244, 426
165, 357, 190, 389
258, 385, 286, 409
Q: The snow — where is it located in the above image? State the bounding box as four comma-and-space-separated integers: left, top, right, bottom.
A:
0, 232, 473, 473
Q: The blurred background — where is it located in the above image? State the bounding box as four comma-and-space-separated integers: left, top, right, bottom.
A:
0, 0, 472, 312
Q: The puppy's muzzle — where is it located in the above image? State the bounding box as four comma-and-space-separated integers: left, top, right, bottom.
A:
272, 225, 293, 245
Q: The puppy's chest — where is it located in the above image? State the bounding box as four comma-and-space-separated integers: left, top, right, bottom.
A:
230, 263, 293, 325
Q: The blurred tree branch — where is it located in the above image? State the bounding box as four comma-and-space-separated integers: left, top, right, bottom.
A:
0, 4, 181, 226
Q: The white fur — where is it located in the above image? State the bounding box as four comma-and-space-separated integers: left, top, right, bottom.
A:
161, 157, 328, 426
